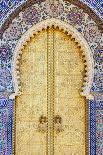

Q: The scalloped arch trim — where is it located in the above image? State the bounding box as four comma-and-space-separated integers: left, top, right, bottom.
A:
10, 18, 94, 99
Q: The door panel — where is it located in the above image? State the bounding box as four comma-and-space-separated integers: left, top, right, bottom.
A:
15, 27, 86, 155
15, 30, 47, 155
54, 30, 86, 155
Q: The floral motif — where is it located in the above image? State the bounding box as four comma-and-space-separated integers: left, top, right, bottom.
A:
23, 6, 40, 25
67, 7, 84, 26
84, 23, 101, 43
5, 21, 22, 40
94, 74, 103, 92
0, 45, 12, 62
0, 0, 103, 154
0, 68, 12, 91
46, 1, 64, 18
94, 46, 103, 64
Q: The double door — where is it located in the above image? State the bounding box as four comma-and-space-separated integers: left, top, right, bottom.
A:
15, 27, 86, 155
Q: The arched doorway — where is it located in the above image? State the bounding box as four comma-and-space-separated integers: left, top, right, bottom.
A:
15, 26, 87, 155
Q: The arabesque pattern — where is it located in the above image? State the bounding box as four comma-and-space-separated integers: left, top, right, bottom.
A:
0, 0, 103, 155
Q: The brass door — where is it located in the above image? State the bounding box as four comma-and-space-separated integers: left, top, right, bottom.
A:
15, 27, 86, 155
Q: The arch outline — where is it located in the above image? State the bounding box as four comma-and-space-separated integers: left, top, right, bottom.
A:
10, 18, 94, 100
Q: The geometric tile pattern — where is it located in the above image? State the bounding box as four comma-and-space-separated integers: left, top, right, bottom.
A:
0, 0, 103, 155
89, 100, 96, 155
0, 97, 13, 155
0, 0, 103, 26
80, 0, 103, 20
96, 109, 103, 155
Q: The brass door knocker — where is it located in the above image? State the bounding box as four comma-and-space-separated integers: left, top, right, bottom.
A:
54, 115, 63, 133
38, 115, 47, 133
38, 115, 63, 133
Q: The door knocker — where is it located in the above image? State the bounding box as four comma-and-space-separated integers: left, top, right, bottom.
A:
38, 115, 63, 133
54, 115, 63, 133
38, 115, 47, 133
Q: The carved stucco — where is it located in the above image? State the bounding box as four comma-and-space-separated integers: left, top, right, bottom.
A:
10, 18, 94, 100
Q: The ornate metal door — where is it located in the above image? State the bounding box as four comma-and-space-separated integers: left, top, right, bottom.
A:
15, 27, 86, 155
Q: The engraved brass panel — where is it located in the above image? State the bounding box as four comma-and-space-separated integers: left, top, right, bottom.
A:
15, 27, 86, 155
15, 30, 47, 155
54, 30, 86, 155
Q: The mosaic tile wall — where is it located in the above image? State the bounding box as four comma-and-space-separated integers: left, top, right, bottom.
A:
80, 0, 103, 19
0, 98, 13, 155
96, 109, 103, 155
0, 0, 103, 26
0, 0, 103, 155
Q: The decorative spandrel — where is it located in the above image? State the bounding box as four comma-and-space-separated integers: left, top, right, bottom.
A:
15, 27, 86, 155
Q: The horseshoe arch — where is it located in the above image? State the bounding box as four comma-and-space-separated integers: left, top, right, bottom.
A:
10, 18, 94, 100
